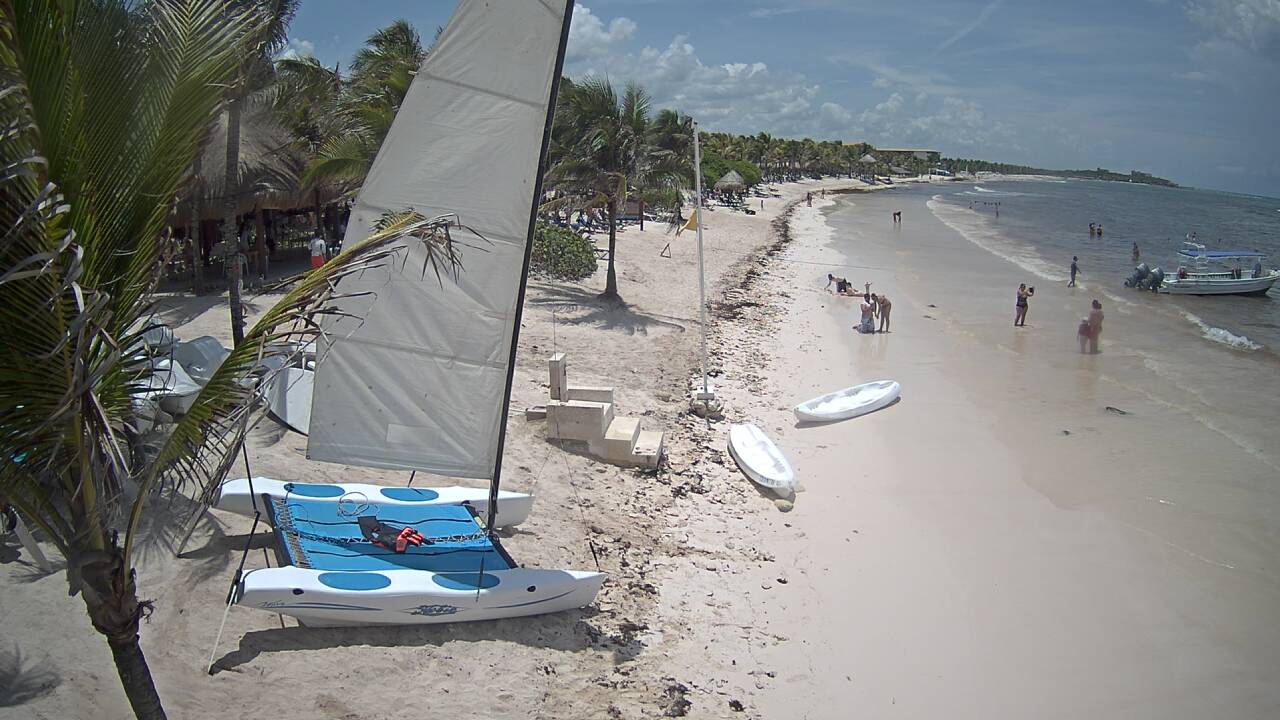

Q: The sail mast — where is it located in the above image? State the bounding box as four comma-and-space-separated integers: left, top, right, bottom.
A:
487, 1, 576, 532
692, 121, 712, 402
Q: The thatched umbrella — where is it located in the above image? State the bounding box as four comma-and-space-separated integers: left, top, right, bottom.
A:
859, 153, 878, 165
714, 169, 745, 192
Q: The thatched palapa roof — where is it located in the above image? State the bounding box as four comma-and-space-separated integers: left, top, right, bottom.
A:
714, 169, 745, 191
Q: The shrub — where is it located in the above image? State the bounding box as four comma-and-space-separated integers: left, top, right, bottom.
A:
531, 221, 598, 280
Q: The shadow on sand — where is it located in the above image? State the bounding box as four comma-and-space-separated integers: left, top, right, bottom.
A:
210, 606, 643, 674
527, 285, 688, 337
0, 645, 61, 708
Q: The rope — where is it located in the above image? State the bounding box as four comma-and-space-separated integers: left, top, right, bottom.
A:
546, 309, 602, 573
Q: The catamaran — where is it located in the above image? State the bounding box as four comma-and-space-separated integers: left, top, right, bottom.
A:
1160, 243, 1279, 296
209, 0, 602, 631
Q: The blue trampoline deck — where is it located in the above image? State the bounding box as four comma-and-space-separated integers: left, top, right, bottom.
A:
266, 496, 513, 574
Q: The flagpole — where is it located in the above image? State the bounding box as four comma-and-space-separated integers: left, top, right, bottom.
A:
692, 121, 712, 402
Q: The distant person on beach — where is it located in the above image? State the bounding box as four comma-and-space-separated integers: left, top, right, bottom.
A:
892, 210, 902, 223
877, 294, 892, 332
1132, 242, 1140, 263
309, 233, 328, 270
1079, 299, 1104, 354
826, 274, 854, 295
1069, 256, 1080, 287
1014, 283, 1034, 326
806, 192, 812, 207
857, 295, 876, 333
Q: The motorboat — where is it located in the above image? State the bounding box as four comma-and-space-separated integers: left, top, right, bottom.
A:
1160, 244, 1278, 296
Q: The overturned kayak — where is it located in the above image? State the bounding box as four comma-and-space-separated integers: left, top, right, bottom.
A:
215, 477, 534, 529
794, 380, 900, 423
727, 423, 795, 494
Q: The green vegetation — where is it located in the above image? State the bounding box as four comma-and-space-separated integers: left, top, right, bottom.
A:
532, 222, 599, 280
940, 158, 1178, 187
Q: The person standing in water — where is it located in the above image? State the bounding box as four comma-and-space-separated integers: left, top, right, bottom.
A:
1132, 241, 1140, 263
1014, 283, 1034, 326
1069, 256, 1080, 287
1081, 299, 1104, 354
1089, 222, 1096, 237
1096, 223, 1103, 237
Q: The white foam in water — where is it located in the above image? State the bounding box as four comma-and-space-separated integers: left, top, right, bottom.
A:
927, 195, 1066, 281
1182, 312, 1263, 351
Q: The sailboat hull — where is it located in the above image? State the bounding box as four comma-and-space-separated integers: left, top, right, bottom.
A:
215, 477, 534, 528
237, 567, 603, 626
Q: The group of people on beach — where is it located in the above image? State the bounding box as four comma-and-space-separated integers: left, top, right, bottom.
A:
1015, 276, 1105, 353
826, 275, 891, 333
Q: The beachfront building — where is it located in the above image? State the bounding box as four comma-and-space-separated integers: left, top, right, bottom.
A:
877, 148, 942, 163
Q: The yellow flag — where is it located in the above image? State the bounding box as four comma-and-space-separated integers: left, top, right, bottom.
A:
679, 209, 699, 235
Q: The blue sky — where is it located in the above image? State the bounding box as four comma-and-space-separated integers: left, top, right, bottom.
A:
286, 0, 1280, 197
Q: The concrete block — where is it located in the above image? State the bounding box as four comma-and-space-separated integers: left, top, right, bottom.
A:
588, 416, 640, 461
524, 405, 547, 420
566, 385, 614, 404
631, 430, 665, 470
548, 353, 567, 401
546, 399, 612, 442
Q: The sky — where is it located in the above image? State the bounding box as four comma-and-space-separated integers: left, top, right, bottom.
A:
286, 0, 1280, 197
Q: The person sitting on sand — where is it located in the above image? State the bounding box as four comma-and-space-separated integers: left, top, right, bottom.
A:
877, 294, 892, 332
1014, 283, 1034, 327
857, 295, 876, 334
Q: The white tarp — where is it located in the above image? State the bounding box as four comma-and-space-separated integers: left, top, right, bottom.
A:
306, 0, 570, 478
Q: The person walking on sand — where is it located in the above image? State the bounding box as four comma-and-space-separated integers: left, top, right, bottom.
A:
1080, 299, 1104, 354
877, 294, 892, 332
806, 192, 812, 207
309, 232, 328, 270
1014, 283, 1034, 326
1069, 256, 1080, 287
892, 210, 902, 223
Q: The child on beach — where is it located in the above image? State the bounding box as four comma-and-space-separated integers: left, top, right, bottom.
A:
1014, 283, 1034, 326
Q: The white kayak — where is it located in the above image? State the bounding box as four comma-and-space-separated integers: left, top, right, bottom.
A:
794, 380, 900, 423
214, 476, 534, 529
727, 423, 795, 493
265, 367, 313, 435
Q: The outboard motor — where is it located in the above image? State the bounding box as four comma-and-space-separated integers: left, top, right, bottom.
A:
1146, 267, 1165, 291
1124, 263, 1149, 288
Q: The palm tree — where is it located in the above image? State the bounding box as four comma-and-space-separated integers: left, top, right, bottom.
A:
220, 0, 299, 347
301, 20, 427, 189
0, 2, 463, 717
544, 78, 685, 300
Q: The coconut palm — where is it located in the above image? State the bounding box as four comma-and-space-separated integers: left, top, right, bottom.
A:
219, 0, 299, 347
544, 78, 685, 300
301, 20, 427, 189
0, 2, 463, 717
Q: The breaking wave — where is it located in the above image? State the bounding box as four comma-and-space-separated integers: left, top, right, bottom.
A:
927, 195, 1066, 281
1182, 312, 1263, 351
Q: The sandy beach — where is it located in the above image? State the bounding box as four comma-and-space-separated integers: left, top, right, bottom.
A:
5, 175, 1279, 720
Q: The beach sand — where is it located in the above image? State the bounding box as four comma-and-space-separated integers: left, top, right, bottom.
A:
5, 177, 1278, 719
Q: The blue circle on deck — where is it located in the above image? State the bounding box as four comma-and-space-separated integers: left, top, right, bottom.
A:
318, 572, 392, 591
432, 573, 500, 590
380, 487, 441, 502
283, 483, 344, 498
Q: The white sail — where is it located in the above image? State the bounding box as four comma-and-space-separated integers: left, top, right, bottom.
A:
307, 0, 572, 478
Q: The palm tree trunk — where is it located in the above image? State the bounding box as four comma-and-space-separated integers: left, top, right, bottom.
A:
189, 154, 204, 295
79, 540, 166, 719
254, 202, 268, 282
602, 197, 619, 300
222, 96, 245, 346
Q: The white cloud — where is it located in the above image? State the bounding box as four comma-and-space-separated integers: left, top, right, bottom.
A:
278, 38, 315, 60
871, 76, 890, 88
1186, 0, 1280, 60
934, 0, 1004, 55
567, 5, 637, 70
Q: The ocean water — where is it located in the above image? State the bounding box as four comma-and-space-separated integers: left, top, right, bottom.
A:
931, 178, 1280, 353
